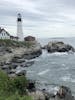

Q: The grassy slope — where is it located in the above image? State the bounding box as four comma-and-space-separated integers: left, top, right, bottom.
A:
0, 70, 33, 100
0, 40, 35, 100
0, 39, 35, 48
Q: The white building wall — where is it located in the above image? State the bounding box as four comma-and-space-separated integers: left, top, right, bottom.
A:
0, 30, 10, 39
17, 21, 24, 41
17, 13, 24, 41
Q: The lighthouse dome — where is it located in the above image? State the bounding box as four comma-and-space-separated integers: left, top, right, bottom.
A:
17, 13, 22, 21
18, 13, 21, 18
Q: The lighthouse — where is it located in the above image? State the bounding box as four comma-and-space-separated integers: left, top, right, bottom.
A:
17, 13, 24, 41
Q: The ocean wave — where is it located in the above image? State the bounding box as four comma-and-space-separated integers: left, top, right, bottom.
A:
61, 76, 71, 81
60, 64, 70, 70
38, 69, 50, 76
61, 74, 75, 82
27, 70, 35, 73
51, 62, 57, 64
61, 75, 75, 83
62, 64, 66, 67
36, 81, 59, 95
51, 52, 68, 56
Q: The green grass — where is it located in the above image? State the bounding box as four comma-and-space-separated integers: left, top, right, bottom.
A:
0, 39, 35, 48
0, 70, 33, 100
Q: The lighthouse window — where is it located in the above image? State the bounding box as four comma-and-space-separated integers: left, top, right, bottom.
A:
18, 18, 21, 21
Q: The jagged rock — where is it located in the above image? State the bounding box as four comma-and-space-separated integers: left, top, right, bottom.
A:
28, 90, 45, 100
5, 47, 12, 53
15, 70, 26, 76
1, 65, 9, 70
9, 64, 18, 69
21, 61, 34, 67
27, 80, 35, 92
50, 86, 75, 100
23, 48, 42, 59
46, 41, 75, 53
11, 57, 25, 63
0, 61, 6, 66
7, 69, 16, 74
0, 46, 12, 53
5, 61, 11, 65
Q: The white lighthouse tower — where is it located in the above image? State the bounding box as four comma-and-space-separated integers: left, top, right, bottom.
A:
17, 13, 24, 41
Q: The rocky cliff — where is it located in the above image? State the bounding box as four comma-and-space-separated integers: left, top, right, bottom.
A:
44, 41, 75, 53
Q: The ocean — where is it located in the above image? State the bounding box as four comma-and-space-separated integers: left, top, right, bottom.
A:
26, 37, 75, 95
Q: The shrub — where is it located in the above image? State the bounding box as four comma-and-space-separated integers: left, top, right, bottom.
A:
0, 70, 32, 99
13, 76, 28, 95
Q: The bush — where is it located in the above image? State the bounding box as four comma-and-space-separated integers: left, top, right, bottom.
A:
6, 94, 33, 100
0, 70, 32, 99
13, 76, 28, 95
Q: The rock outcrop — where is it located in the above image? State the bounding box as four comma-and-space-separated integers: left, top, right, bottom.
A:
28, 85, 75, 100
45, 41, 75, 53
22, 41, 42, 59
50, 86, 75, 100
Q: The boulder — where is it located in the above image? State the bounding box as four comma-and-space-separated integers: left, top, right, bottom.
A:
27, 80, 35, 92
5, 47, 12, 53
11, 57, 25, 63
1, 65, 9, 70
28, 90, 45, 100
7, 69, 15, 74
23, 49, 42, 59
50, 86, 75, 100
23, 44, 42, 59
10, 63, 18, 69
0, 61, 6, 66
22, 61, 34, 67
46, 41, 75, 53
15, 70, 26, 76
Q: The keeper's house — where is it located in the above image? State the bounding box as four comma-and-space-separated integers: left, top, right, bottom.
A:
0, 27, 18, 41
0, 28, 10, 39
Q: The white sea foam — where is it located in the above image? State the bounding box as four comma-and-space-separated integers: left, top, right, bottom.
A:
62, 64, 66, 67
61, 76, 75, 83
27, 70, 34, 73
70, 79, 75, 83
51, 62, 57, 64
51, 52, 68, 56
61, 67, 69, 70
38, 69, 50, 75
16, 66, 25, 71
61, 75, 71, 81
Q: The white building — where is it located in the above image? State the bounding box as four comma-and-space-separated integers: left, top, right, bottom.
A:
0, 28, 10, 39
0, 13, 24, 41
0, 28, 18, 41
17, 13, 24, 41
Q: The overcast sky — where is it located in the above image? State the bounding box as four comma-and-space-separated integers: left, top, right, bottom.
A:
0, 0, 75, 38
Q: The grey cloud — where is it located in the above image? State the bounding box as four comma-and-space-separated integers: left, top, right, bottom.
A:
0, 0, 75, 37
59, 0, 75, 8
